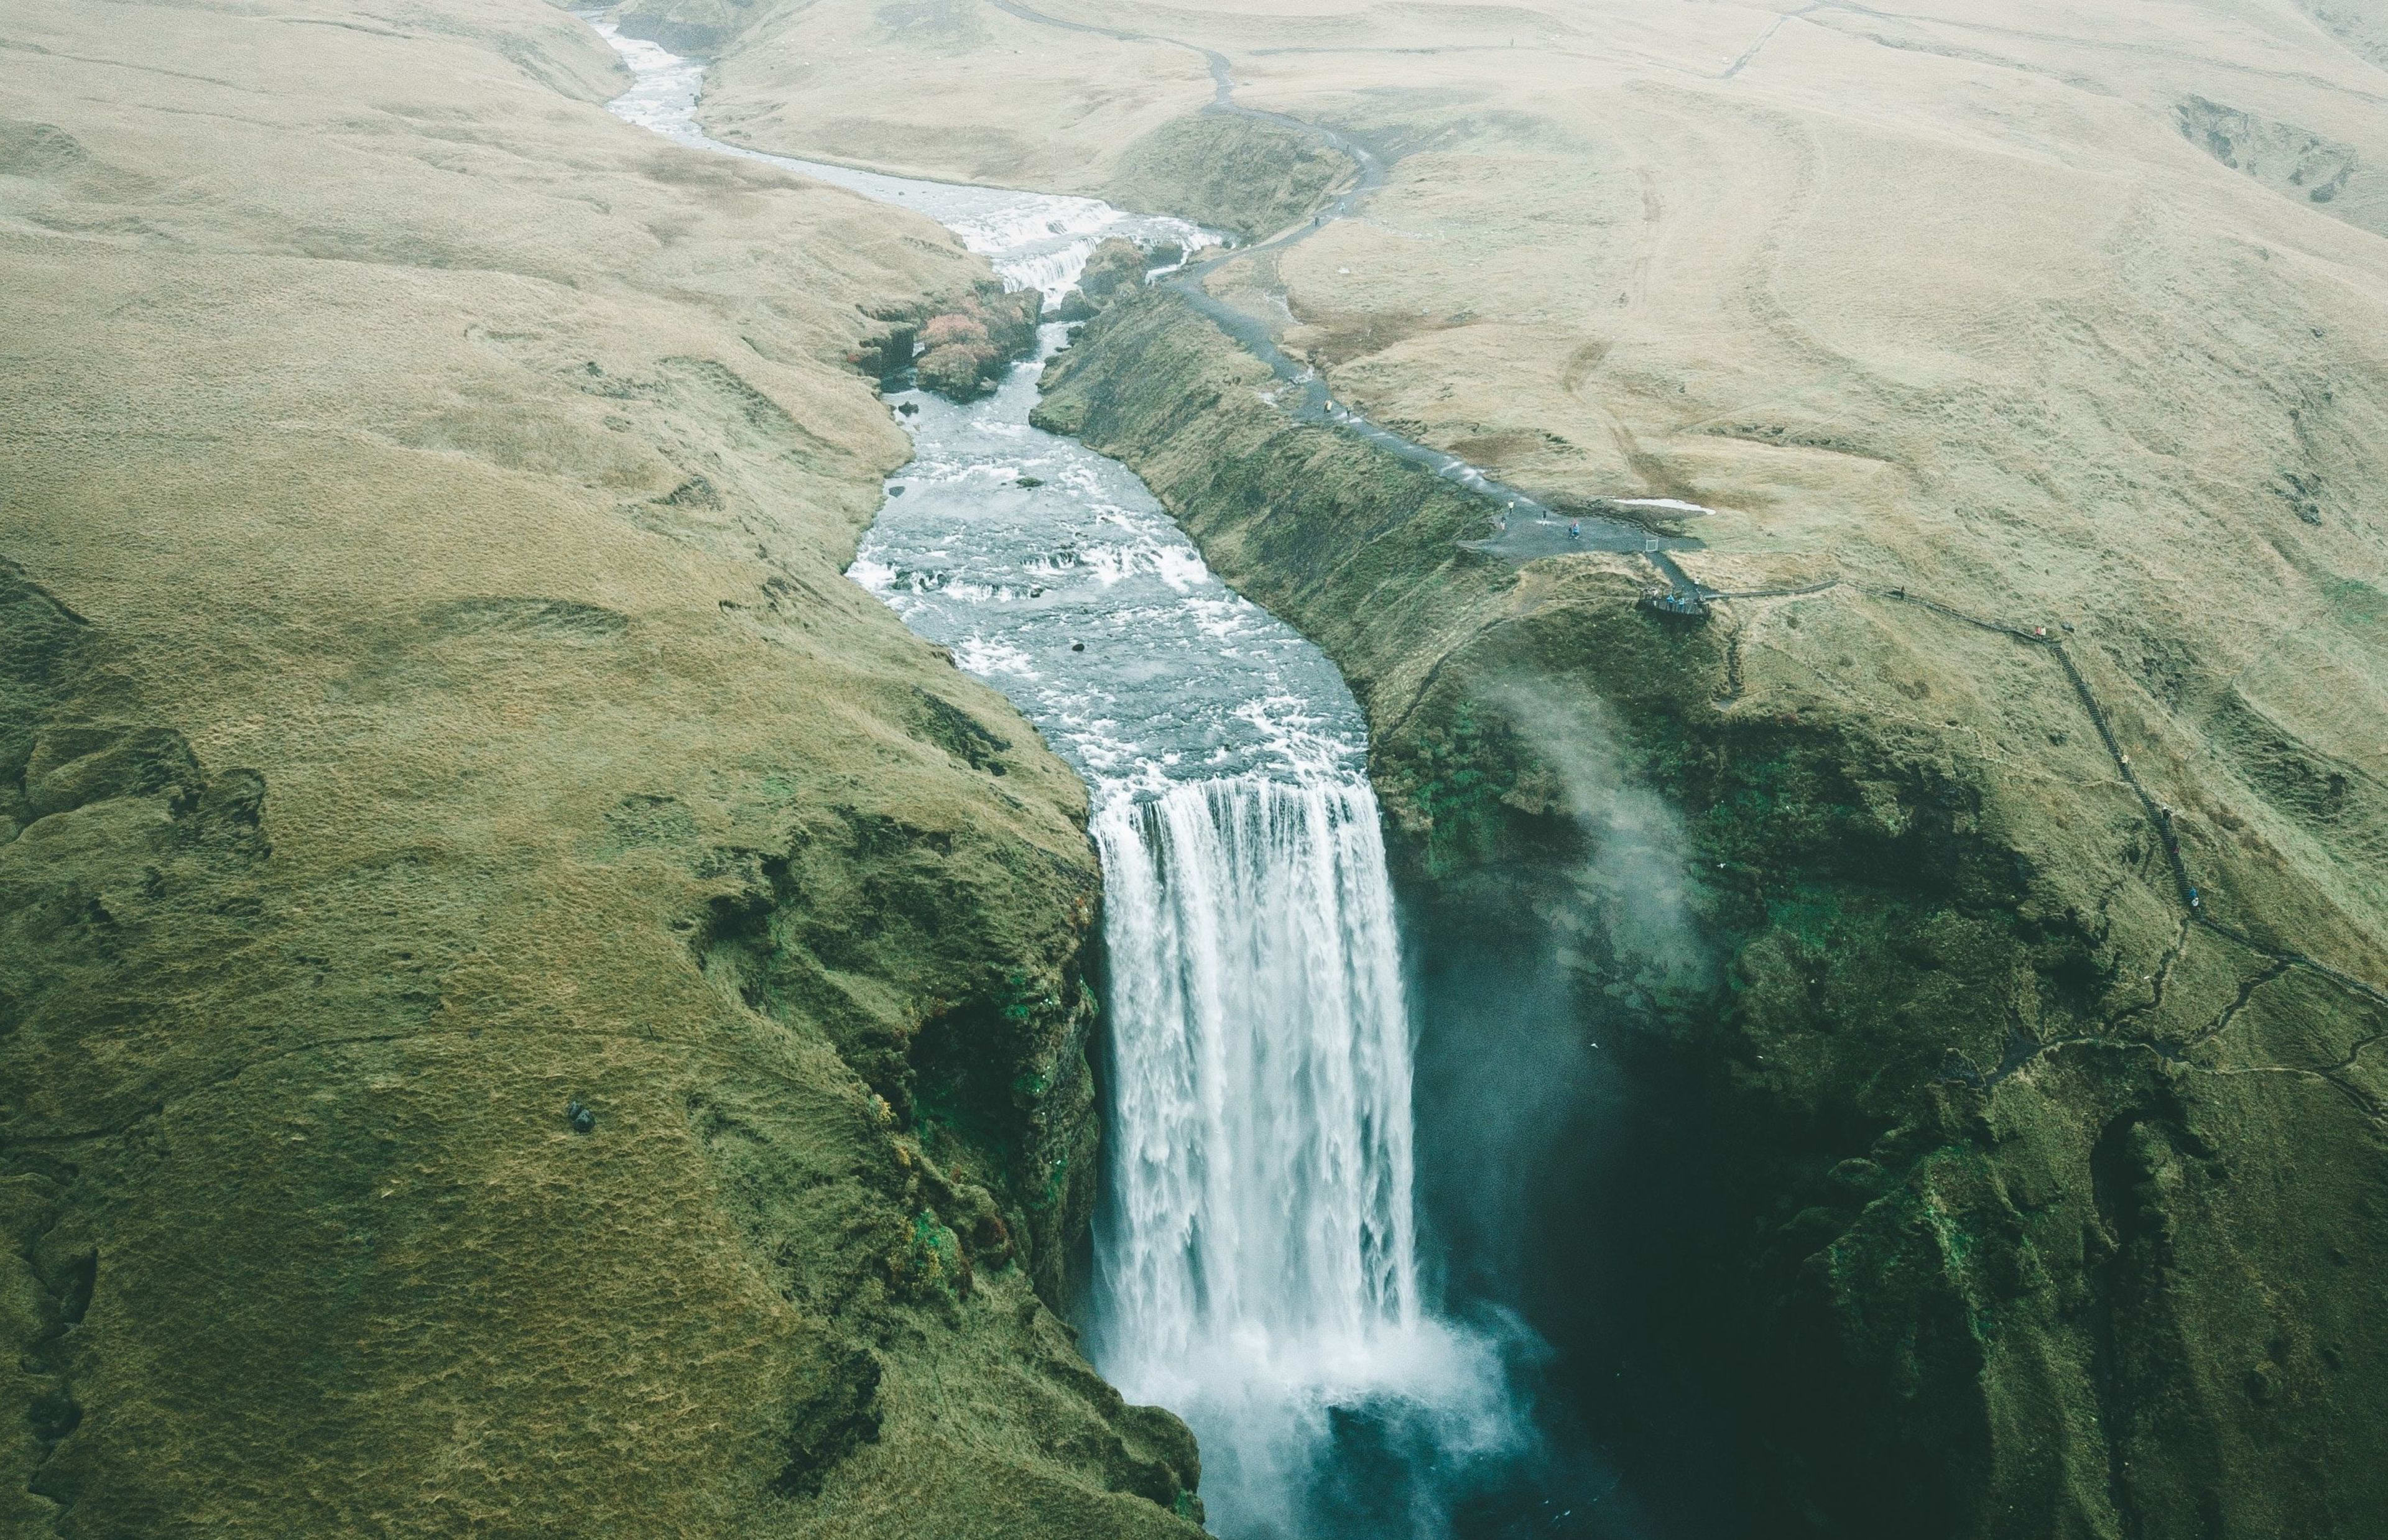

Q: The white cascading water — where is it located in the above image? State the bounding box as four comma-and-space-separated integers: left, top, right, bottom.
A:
1093, 778, 1416, 1363
1092, 780, 1519, 1534
591, 24, 1525, 1534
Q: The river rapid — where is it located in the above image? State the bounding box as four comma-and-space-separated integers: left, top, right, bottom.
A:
593, 22, 1542, 1538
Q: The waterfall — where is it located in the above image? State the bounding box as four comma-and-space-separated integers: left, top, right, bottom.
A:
585, 27, 1531, 1533
1093, 778, 1416, 1351
1091, 778, 1520, 1538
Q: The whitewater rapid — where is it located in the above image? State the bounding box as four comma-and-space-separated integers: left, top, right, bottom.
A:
592, 22, 1524, 1536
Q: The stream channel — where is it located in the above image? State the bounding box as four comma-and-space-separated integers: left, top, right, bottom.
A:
594, 22, 1599, 1538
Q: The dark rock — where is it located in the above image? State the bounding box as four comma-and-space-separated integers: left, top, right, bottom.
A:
27, 1388, 81, 1443
764, 1335, 882, 1498
24, 723, 205, 821
910, 687, 1009, 775
567, 1099, 596, 1134
846, 323, 919, 384
1054, 239, 1169, 328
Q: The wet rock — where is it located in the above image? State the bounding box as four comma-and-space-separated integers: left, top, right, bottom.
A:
1076, 237, 1148, 304
1055, 239, 1165, 325
845, 322, 919, 385
1052, 237, 1163, 326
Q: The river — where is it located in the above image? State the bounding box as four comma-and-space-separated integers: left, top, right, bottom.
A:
591, 21, 1535, 1538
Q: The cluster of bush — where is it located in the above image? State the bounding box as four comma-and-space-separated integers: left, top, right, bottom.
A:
913, 286, 1044, 399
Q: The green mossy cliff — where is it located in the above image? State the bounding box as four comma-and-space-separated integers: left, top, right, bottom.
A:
1035, 288, 2388, 1538
1, 3, 1198, 1534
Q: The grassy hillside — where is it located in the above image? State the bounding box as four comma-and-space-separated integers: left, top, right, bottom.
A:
127, 0, 2384, 1529
0, 2, 1198, 1534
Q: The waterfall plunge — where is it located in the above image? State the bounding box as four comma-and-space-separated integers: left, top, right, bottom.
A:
1092, 778, 1522, 1538
578, 28, 1532, 1528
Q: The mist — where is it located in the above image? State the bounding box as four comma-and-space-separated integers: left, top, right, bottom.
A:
1404, 678, 1741, 1539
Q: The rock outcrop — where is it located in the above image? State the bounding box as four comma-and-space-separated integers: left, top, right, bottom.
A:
1053, 237, 1164, 323
1102, 115, 1354, 242
613, 0, 756, 57
910, 285, 1044, 400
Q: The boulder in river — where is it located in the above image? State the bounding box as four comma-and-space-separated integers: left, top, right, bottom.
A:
1051, 237, 1165, 328
912, 284, 1042, 400
1077, 237, 1149, 303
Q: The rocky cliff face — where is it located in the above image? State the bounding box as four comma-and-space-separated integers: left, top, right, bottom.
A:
1035, 288, 2388, 1538
613, 0, 756, 57
0, 2, 1196, 1534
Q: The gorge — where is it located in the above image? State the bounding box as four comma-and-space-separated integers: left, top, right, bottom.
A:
596, 24, 1548, 1533
8, 1, 2388, 1537
611, 0, 2388, 1534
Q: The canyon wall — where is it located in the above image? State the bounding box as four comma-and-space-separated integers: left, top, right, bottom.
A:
672, 2, 2388, 1529
1034, 276, 2388, 1535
